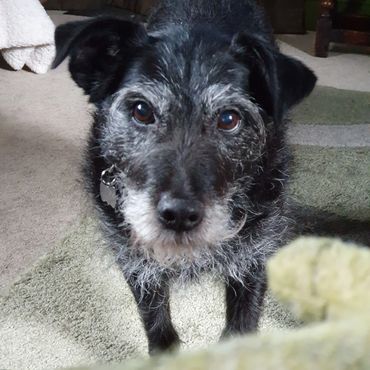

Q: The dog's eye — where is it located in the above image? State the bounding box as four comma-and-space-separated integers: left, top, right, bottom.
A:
132, 102, 155, 125
217, 110, 241, 132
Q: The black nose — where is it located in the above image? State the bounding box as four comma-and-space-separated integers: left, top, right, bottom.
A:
157, 195, 204, 232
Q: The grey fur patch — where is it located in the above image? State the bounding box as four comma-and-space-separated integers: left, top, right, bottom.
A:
111, 79, 175, 117
121, 187, 245, 261
201, 84, 256, 114
108, 182, 290, 292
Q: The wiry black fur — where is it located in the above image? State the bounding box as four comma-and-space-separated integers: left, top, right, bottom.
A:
53, 0, 316, 354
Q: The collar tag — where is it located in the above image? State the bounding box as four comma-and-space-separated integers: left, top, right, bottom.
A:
100, 165, 118, 209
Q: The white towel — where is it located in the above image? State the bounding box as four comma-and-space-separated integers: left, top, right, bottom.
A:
0, 0, 55, 74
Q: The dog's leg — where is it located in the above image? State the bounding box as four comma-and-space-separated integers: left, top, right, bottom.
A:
128, 278, 180, 354
222, 267, 267, 337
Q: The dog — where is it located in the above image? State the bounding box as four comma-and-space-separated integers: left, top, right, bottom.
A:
53, 0, 316, 354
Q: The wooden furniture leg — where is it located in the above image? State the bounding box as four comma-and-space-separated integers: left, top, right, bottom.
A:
315, 0, 334, 57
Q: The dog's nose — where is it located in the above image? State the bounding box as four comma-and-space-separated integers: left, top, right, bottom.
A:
157, 196, 204, 232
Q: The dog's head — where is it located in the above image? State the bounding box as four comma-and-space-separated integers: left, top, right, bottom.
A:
54, 17, 316, 261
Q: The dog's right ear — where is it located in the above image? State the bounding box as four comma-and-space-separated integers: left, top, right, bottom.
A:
52, 17, 147, 103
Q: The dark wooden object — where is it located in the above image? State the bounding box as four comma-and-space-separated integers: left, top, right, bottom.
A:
45, 0, 107, 10
109, 0, 156, 15
261, 0, 305, 34
315, 0, 370, 57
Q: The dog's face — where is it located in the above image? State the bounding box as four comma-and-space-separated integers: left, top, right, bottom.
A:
54, 18, 316, 261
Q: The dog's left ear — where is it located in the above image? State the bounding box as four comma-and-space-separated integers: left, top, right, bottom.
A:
231, 32, 317, 122
52, 17, 148, 103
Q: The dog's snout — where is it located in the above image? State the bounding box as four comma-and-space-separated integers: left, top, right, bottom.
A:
157, 195, 204, 232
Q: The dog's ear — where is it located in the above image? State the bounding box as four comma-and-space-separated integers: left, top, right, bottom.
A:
231, 32, 317, 122
53, 17, 147, 103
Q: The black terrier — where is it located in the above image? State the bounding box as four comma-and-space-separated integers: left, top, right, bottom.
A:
53, 0, 316, 354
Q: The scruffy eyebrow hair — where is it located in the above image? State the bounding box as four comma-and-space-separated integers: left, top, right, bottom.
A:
201, 84, 256, 111
113, 79, 262, 115
111, 79, 176, 114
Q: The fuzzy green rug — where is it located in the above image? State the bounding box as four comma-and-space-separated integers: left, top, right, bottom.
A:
291, 146, 370, 246
291, 86, 370, 125
0, 217, 298, 369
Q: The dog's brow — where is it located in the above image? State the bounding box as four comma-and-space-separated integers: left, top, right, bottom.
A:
202, 84, 259, 113
110, 82, 264, 123
113, 80, 175, 113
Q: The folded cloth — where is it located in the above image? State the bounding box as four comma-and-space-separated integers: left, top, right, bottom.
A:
0, 0, 55, 73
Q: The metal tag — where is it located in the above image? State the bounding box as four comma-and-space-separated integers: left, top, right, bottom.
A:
100, 165, 118, 209
100, 181, 117, 209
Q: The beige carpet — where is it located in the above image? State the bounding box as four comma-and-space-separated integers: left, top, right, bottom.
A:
0, 58, 89, 291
